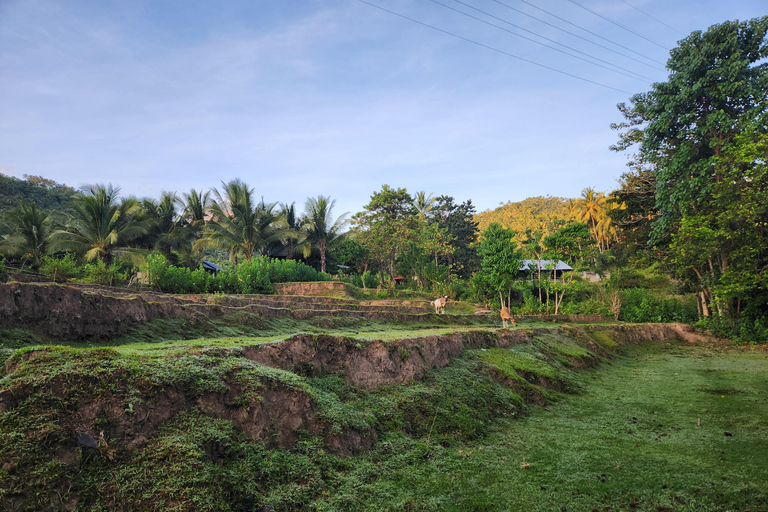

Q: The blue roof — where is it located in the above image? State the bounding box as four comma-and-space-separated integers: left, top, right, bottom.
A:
202, 260, 221, 272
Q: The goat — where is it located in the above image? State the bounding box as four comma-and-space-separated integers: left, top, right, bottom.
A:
431, 295, 449, 315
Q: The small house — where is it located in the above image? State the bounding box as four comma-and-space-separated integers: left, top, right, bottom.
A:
519, 259, 573, 281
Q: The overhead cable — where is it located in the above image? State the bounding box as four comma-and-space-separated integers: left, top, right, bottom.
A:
618, 0, 685, 36
356, 0, 632, 94
487, 0, 663, 70
438, 0, 657, 82
567, 0, 668, 49
513, 0, 664, 65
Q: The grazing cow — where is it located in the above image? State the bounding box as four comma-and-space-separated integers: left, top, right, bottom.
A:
500, 306, 517, 328
431, 295, 449, 315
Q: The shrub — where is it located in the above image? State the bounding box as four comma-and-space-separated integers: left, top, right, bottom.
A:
620, 288, 697, 323
82, 259, 129, 286
0, 257, 6, 282
40, 254, 81, 283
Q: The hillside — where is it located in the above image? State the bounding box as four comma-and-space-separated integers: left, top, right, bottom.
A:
474, 196, 571, 238
0, 173, 78, 213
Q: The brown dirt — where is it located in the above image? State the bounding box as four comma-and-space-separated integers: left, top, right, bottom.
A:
0, 282, 446, 341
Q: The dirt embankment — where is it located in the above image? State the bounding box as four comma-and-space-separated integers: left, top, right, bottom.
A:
0, 354, 377, 464
243, 323, 704, 389
0, 283, 446, 341
245, 330, 532, 388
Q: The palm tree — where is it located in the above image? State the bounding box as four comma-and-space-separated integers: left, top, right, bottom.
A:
571, 187, 608, 253
0, 202, 54, 268
169, 188, 211, 268
181, 188, 210, 227
137, 191, 180, 255
197, 179, 286, 265
279, 202, 311, 260
305, 195, 349, 273
413, 191, 435, 218
50, 184, 150, 266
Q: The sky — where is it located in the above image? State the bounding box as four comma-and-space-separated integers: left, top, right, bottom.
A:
1, 0, 765, 218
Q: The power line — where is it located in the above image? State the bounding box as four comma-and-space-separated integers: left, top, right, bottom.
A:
618, 0, 685, 36
513, 0, 664, 65
567, 0, 668, 49
487, 0, 664, 70
438, 0, 657, 82
356, 0, 632, 94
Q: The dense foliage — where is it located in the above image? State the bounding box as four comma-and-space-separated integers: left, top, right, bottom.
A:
611, 17, 768, 340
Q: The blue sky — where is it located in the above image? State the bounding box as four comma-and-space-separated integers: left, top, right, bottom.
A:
1, 0, 765, 217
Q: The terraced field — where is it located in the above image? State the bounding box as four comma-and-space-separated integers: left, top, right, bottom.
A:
1, 282, 765, 511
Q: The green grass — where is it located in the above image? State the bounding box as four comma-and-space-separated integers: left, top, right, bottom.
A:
311, 341, 768, 511
2, 325, 767, 511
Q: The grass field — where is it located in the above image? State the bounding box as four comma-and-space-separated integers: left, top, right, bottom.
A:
311, 340, 768, 511
1, 323, 767, 511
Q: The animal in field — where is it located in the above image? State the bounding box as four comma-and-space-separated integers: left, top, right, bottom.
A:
500, 306, 517, 328
499, 292, 517, 328
431, 295, 449, 315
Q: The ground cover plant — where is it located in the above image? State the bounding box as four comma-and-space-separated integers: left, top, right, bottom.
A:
2, 319, 766, 511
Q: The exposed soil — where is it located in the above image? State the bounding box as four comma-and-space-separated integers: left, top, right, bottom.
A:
0, 283, 447, 341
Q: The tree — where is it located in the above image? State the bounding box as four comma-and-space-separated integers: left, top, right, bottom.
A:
611, 17, 768, 320
0, 202, 54, 268
570, 187, 611, 253
413, 191, 435, 218
352, 185, 419, 285
477, 223, 523, 310
279, 202, 311, 261
304, 196, 348, 273
50, 184, 150, 266
198, 179, 286, 265
542, 222, 590, 314
429, 196, 480, 278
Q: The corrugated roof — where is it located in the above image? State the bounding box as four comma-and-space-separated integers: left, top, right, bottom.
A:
520, 259, 573, 271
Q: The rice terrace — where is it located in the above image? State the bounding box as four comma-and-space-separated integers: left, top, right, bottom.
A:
0, 280, 766, 511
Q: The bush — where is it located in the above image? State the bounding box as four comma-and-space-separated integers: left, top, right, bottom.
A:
82, 259, 129, 286
141, 254, 327, 294
0, 257, 6, 282
40, 254, 81, 283
620, 288, 697, 323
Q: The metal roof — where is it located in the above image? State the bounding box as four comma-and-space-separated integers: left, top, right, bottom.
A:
202, 260, 222, 272
520, 259, 573, 271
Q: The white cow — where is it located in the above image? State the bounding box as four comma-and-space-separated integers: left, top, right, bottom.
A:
431, 295, 449, 315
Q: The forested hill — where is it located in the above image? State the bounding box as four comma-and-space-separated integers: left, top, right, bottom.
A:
0, 173, 78, 212
474, 196, 571, 238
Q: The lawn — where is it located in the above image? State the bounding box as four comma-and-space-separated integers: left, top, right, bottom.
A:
312, 340, 768, 511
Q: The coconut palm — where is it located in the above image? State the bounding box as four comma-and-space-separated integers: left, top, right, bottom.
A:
571, 187, 609, 252
413, 191, 435, 218
305, 195, 349, 273
279, 202, 311, 260
50, 184, 150, 266
181, 188, 210, 227
0, 202, 54, 268
197, 179, 286, 265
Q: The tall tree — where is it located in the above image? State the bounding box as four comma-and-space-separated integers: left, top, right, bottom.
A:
413, 191, 435, 218
352, 185, 418, 284
304, 196, 348, 273
50, 184, 149, 266
280, 202, 311, 261
611, 17, 768, 319
429, 196, 480, 278
570, 187, 610, 253
198, 179, 286, 265
477, 223, 523, 310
